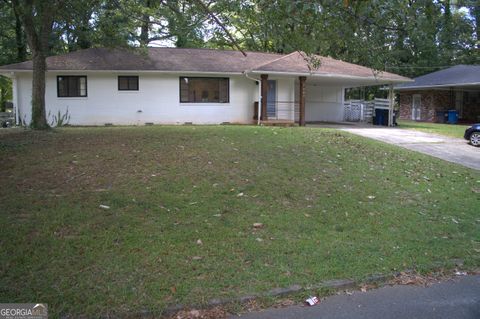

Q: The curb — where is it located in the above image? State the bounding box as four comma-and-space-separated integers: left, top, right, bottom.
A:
159, 273, 393, 318
87, 259, 464, 318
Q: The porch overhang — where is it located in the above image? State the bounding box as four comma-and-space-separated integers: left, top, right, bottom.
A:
246, 64, 411, 127
246, 70, 412, 88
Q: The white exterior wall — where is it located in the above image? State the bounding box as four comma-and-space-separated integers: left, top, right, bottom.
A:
16, 73, 32, 125
16, 72, 258, 126
304, 84, 344, 122
15, 71, 349, 125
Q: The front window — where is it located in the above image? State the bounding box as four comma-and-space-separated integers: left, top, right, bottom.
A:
179, 77, 229, 103
57, 76, 87, 97
118, 76, 139, 91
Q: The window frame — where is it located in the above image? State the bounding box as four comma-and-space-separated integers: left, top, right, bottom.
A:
57, 75, 88, 98
179, 77, 230, 104
118, 76, 139, 91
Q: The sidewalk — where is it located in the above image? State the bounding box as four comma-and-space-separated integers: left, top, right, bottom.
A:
230, 275, 480, 319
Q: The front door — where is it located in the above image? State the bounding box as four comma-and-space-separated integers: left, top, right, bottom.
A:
412, 94, 421, 120
267, 80, 277, 118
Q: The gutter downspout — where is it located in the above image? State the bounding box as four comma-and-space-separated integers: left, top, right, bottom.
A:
244, 71, 261, 125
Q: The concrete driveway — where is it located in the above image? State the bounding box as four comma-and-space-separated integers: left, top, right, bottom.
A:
341, 127, 480, 171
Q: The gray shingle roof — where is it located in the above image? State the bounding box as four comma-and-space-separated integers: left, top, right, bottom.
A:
395, 65, 480, 90
0, 47, 280, 73
250, 51, 406, 81
0, 47, 409, 82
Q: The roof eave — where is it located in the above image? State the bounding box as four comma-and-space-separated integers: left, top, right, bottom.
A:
0, 71, 17, 78
395, 82, 480, 90
0, 69, 245, 75
248, 70, 412, 83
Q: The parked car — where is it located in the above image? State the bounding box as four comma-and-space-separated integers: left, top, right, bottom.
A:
464, 124, 480, 147
0, 112, 14, 128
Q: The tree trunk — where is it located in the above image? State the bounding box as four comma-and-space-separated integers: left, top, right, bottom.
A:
140, 20, 149, 46
13, 6, 27, 62
30, 51, 49, 129
12, 0, 55, 130
139, 0, 151, 46
441, 0, 453, 63
77, 15, 93, 49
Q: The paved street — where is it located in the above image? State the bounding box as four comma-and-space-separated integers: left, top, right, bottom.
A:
231, 275, 480, 319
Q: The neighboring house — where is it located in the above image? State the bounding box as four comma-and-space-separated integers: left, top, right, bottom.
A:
395, 65, 480, 123
0, 48, 409, 126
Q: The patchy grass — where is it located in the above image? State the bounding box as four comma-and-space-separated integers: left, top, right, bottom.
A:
397, 120, 470, 138
0, 126, 479, 317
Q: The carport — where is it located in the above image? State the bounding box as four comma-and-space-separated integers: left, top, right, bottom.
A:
245, 51, 412, 126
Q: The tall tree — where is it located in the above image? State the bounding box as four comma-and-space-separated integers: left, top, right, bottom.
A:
12, 0, 63, 129
12, 3, 27, 61
440, 0, 454, 63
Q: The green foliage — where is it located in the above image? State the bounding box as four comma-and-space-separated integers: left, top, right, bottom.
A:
91, 0, 209, 48
0, 0, 26, 64
206, 0, 478, 77
47, 108, 71, 127
0, 76, 12, 112
2, 0, 478, 78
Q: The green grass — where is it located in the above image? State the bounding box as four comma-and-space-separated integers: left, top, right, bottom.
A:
397, 120, 470, 138
0, 126, 479, 317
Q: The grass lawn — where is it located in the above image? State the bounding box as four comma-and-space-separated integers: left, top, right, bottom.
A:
397, 120, 470, 138
0, 126, 479, 317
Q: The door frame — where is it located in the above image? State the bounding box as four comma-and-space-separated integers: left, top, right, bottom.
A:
267, 80, 277, 118
412, 94, 421, 121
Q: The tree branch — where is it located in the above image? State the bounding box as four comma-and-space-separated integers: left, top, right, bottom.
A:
191, 0, 246, 56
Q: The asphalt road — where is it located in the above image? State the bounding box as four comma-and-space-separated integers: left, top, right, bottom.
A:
341, 127, 480, 171
231, 275, 480, 319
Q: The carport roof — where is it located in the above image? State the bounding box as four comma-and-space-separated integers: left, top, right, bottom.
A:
0, 47, 410, 84
395, 65, 480, 90
248, 51, 410, 83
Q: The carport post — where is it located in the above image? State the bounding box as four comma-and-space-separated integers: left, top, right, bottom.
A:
388, 84, 394, 127
299, 76, 306, 126
260, 74, 268, 121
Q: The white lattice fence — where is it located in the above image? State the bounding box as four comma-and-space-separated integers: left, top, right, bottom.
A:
344, 99, 388, 123
344, 100, 364, 121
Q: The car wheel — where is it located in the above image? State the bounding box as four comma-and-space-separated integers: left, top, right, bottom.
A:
470, 132, 480, 147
